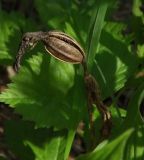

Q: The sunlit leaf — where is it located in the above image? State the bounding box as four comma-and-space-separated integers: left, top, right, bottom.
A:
0, 53, 86, 129
92, 22, 139, 98
77, 129, 133, 160
86, 1, 109, 70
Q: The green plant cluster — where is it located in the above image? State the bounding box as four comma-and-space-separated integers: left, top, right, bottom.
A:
0, 0, 144, 160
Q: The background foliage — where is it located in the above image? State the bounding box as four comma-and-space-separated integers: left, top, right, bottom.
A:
0, 0, 144, 160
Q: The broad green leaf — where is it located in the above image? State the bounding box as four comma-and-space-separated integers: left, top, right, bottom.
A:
76, 129, 133, 160
0, 53, 86, 129
35, 0, 89, 47
0, 10, 37, 63
124, 83, 144, 128
34, 0, 71, 29
121, 83, 144, 160
66, 1, 92, 48
4, 120, 37, 160
137, 44, 144, 58
92, 22, 139, 98
4, 120, 67, 160
0, 11, 20, 61
124, 127, 144, 160
132, 0, 143, 17
64, 22, 78, 40
26, 134, 65, 160
103, 22, 127, 41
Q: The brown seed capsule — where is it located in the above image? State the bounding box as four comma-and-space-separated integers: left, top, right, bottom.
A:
43, 31, 85, 64
13, 31, 86, 72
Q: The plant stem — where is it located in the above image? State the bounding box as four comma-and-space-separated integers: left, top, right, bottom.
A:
82, 59, 112, 147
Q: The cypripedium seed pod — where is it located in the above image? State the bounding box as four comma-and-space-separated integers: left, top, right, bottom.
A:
13, 31, 86, 72
43, 31, 85, 64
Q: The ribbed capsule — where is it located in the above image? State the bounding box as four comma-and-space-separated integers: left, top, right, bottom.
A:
43, 31, 85, 64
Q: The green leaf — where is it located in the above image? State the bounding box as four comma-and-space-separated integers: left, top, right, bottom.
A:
86, 1, 109, 70
137, 44, 144, 58
0, 53, 86, 129
64, 130, 75, 160
4, 120, 36, 160
0, 11, 20, 61
124, 127, 144, 160
34, 0, 71, 30
26, 134, 65, 160
124, 83, 144, 128
132, 0, 143, 17
76, 129, 133, 160
92, 22, 139, 98
4, 120, 67, 160
0, 10, 37, 63
120, 83, 144, 160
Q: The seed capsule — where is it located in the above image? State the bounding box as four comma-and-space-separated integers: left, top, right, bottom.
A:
43, 31, 85, 64
13, 31, 86, 72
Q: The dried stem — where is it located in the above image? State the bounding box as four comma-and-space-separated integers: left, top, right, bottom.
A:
82, 60, 112, 146
13, 41, 27, 72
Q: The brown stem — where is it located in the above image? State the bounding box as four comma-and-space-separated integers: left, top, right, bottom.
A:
82, 60, 112, 146
13, 40, 29, 72
82, 60, 96, 148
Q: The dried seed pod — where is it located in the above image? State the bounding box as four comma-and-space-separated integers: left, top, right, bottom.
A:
13, 31, 86, 72
43, 31, 85, 64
